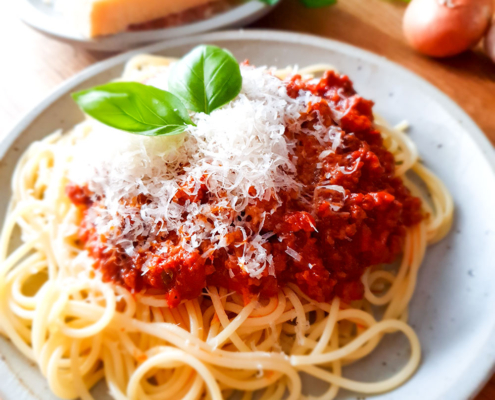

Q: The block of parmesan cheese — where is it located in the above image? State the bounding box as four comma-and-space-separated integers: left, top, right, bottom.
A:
67, 0, 220, 38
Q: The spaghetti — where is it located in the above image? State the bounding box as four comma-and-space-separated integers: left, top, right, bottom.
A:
0, 56, 453, 400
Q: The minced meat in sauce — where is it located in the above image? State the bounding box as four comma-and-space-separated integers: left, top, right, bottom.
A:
67, 70, 422, 307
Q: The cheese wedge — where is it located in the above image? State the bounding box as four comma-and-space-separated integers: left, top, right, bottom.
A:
66, 0, 220, 38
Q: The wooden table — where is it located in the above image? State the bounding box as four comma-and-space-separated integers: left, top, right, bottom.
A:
0, 0, 494, 398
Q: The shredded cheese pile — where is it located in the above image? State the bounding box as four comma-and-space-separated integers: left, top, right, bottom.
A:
68, 65, 339, 277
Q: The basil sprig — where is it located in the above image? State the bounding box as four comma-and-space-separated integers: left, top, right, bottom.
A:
169, 45, 242, 115
73, 82, 194, 136
72, 45, 242, 136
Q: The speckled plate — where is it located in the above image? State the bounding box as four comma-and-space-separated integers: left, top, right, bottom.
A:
16, 0, 273, 51
1, 30, 495, 400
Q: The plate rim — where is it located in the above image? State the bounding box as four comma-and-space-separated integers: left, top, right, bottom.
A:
1, 29, 495, 400
16, 0, 271, 51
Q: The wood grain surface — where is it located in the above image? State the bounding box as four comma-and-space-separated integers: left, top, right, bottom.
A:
0, 0, 494, 398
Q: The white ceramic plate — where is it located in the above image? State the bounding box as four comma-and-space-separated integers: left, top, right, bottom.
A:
1, 30, 495, 400
16, 0, 272, 51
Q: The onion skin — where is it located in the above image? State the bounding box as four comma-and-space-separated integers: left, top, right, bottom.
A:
485, 18, 495, 62
403, 0, 493, 58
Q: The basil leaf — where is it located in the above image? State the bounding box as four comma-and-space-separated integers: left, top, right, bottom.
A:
301, 0, 337, 7
257, 0, 281, 4
168, 45, 242, 114
72, 82, 194, 136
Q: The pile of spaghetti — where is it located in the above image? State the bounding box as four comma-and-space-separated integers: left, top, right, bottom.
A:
0, 55, 453, 400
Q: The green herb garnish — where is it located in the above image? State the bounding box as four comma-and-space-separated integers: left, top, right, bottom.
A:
169, 45, 242, 115
72, 45, 242, 136
72, 82, 194, 136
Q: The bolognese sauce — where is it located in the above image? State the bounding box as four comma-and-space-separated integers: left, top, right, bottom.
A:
67, 70, 422, 308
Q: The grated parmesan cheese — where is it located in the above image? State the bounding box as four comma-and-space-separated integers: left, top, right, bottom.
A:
285, 247, 302, 262
68, 65, 339, 278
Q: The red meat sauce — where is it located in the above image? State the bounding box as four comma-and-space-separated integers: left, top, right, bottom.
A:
66, 70, 422, 308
